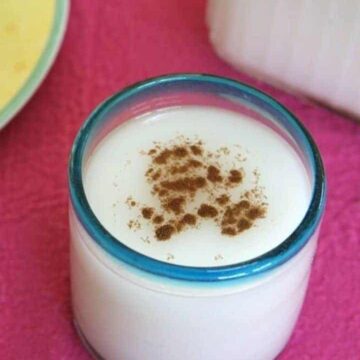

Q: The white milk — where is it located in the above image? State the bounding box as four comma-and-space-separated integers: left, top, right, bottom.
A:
84, 106, 311, 267
70, 105, 318, 360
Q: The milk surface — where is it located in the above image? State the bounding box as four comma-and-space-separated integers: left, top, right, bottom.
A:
84, 106, 311, 267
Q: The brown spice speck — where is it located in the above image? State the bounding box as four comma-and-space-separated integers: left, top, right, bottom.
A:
246, 206, 266, 220
141, 207, 154, 219
222, 227, 237, 236
228, 169, 243, 184
166, 253, 175, 261
188, 159, 202, 168
165, 197, 185, 214
153, 215, 164, 224
222, 209, 237, 226
207, 165, 222, 183
170, 165, 188, 175
127, 220, 141, 230
237, 200, 250, 209
154, 149, 172, 164
190, 145, 202, 156
152, 171, 161, 181
159, 189, 168, 197
155, 224, 175, 241
198, 204, 218, 218
173, 147, 188, 158
181, 213, 197, 226
194, 176, 207, 188
216, 194, 229, 205
237, 218, 252, 232
160, 176, 206, 193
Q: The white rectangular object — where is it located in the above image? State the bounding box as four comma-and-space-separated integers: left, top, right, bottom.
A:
207, 0, 360, 118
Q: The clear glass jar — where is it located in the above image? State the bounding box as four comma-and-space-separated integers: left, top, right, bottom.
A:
68, 74, 326, 360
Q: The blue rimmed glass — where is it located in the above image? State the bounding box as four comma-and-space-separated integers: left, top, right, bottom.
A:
68, 74, 326, 282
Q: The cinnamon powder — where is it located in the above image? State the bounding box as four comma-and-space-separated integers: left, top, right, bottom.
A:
127, 138, 267, 240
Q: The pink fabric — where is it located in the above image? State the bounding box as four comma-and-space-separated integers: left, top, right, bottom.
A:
0, 1, 359, 358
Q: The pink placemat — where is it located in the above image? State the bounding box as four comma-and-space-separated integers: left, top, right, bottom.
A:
0, 1, 359, 359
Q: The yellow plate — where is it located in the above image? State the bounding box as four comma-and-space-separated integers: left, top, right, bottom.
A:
0, 0, 69, 129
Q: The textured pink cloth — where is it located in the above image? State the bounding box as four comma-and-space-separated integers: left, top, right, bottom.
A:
0, 1, 359, 359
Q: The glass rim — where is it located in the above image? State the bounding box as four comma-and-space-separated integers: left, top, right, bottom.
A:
68, 73, 326, 282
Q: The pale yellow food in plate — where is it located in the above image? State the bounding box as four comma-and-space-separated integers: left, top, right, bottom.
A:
0, 0, 55, 110
0, 0, 68, 129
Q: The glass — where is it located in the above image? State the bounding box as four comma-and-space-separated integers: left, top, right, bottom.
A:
69, 74, 326, 360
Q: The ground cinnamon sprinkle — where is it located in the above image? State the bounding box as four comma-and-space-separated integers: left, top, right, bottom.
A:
152, 170, 161, 181
188, 159, 202, 168
237, 200, 250, 209
156, 224, 175, 240
141, 207, 154, 219
198, 204, 218, 218
181, 213, 197, 225
246, 206, 265, 220
237, 218, 252, 232
228, 169, 243, 184
222, 207, 237, 226
222, 227, 237, 236
159, 189, 168, 196
154, 149, 172, 164
165, 197, 185, 214
173, 146, 188, 158
160, 176, 206, 193
170, 165, 189, 175
207, 165, 222, 183
190, 144, 202, 156
127, 137, 267, 240
216, 194, 229, 205
152, 215, 164, 224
